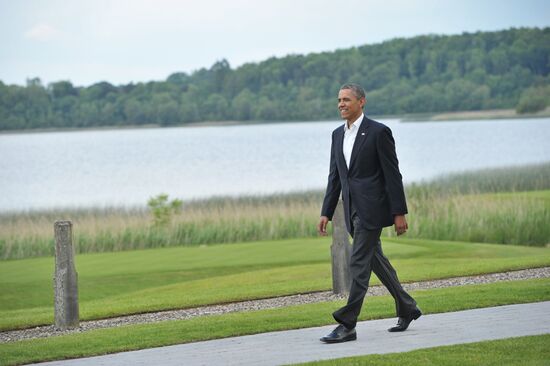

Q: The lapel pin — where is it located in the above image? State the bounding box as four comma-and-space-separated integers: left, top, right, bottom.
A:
361, 132, 365, 135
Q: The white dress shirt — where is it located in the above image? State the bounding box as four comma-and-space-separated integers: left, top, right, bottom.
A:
343, 113, 364, 168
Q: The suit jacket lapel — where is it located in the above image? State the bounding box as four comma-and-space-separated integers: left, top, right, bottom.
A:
349, 116, 369, 170
335, 125, 348, 176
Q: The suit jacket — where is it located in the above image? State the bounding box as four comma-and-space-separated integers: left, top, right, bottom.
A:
321, 116, 408, 233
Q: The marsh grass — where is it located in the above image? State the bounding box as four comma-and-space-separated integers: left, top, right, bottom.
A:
1, 163, 549, 259
388, 190, 550, 245
0, 192, 323, 259
407, 161, 550, 195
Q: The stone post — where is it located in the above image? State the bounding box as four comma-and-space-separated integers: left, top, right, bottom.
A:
331, 200, 352, 295
53, 221, 79, 330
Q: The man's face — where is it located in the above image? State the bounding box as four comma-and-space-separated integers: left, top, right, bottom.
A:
338, 89, 365, 123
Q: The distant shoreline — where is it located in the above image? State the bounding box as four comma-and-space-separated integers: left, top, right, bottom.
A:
399, 107, 550, 122
1, 108, 550, 135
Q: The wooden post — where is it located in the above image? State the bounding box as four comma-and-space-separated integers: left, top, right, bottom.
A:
331, 200, 352, 295
54, 221, 79, 330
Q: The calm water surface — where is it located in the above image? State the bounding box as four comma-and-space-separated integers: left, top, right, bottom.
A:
1, 118, 549, 212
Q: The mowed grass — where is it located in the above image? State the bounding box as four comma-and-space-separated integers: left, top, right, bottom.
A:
2, 237, 549, 331
1, 278, 549, 366
295, 334, 550, 366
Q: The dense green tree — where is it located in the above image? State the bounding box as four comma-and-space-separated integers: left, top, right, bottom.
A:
1, 27, 549, 130
231, 89, 255, 120
122, 99, 147, 125
203, 93, 229, 121
76, 102, 100, 127
516, 85, 550, 113
49, 81, 78, 100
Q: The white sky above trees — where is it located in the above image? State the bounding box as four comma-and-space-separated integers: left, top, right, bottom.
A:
1, 0, 549, 86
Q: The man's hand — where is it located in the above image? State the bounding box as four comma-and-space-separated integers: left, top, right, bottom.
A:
394, 215, 408, 236
317, 216, 330, 236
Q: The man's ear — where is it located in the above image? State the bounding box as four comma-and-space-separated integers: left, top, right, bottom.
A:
361, 98, 367, 108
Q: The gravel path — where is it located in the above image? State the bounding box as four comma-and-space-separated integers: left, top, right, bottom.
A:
1, 267, 548, 344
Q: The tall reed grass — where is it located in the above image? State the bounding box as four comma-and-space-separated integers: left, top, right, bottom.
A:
0, 192, 323, 260
407, 162, 550, 195
1, 163, 549, 260
392, 190, 550, 245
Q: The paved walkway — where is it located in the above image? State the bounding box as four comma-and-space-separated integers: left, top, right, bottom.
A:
34, 301, 550, 366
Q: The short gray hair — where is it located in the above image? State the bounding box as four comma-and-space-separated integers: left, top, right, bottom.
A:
340, 83, 366, 100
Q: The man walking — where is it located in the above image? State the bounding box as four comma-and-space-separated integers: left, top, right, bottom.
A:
318, 83, 421, 343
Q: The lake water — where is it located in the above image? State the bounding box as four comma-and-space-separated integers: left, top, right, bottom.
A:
1, 118, 549, 212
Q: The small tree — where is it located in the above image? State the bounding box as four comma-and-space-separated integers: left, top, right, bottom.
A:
147, 194, 183, 227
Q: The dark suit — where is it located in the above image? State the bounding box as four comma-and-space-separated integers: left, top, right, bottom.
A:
321, 116, 417, 329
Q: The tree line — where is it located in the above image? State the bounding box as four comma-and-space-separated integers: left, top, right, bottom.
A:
1, 27, 549, 130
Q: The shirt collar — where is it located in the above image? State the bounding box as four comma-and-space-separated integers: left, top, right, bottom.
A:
345, 113, 364, 131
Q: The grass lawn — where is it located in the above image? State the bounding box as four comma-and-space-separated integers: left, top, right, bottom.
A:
2, 237, 550, 330
295, 334, 550, 365
1, 278, 548, 366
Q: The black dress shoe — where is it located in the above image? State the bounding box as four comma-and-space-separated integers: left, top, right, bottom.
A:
320, 324, 357, 343
388, 308, 422, 332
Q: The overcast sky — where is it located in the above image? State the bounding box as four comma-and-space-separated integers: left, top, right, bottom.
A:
1, 0, 549, 87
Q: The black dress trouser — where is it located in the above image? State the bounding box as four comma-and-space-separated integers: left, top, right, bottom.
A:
332, 211, 418, 329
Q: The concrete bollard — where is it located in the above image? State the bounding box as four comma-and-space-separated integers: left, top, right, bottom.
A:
331, 200, 352, 295
53, 221, 79, 330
